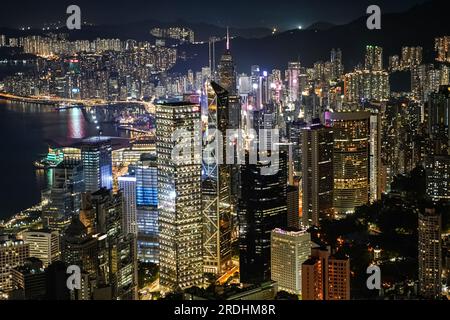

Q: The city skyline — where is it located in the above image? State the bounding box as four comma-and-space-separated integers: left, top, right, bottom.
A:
0, 0, 449, 305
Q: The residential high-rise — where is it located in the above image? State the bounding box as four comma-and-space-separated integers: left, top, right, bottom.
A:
302, 246, 350, 300
330, 48, 344, 80
118, 175, 138, 236
301, 121, 334, 226
435, 36, 450, 63
156, 101, 203, 291
202, 82, 233, 276
365, 45, 383, 71
418, 208, 442, 299
270, 228, 311, 295
239, 150, 288, 284
22, 230, 60, 268
81, 137, 113, 193
0, 237, 29, 293
369, 109, 382, 202
401, 46, 423, 68
344, 69, 390, 102
331, 111, 370, 216
425, 155, 450, 201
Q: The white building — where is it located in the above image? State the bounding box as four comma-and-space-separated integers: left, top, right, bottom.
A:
270, 228, 311, 295
118, 175, 138, 236
22, 230, 60, 267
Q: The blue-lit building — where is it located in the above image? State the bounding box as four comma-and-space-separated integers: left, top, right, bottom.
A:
81, 137, 113, 193
133, 155, 159, 263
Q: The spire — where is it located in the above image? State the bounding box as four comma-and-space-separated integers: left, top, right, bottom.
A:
226, 26, 230, 51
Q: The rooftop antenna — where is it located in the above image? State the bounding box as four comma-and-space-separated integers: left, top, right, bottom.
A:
226, 26, 230, 51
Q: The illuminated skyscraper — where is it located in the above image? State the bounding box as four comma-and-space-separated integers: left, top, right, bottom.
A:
134, 155, 159, 263
344, 69, 389, 102
427, 85, 450, 154
202, 82, 233, 276
41, 159, 84, 230
61, 217, 99, 281
331, 111, 370, 216
287, 62, 301, 103
418, 208, 442, 299
81, 137, 113, 192
301, 121, 334, 226
239, 151, 288, 284
270, 228, 311, 295
118, 175, 138, 236
218, 29, 237, 95
330, 48, 344, 80
156, 102, 203, 291
289, 120, 308, 176
426, 155, 450, 201
89, 188, 138, 300
401, 46, 423, 68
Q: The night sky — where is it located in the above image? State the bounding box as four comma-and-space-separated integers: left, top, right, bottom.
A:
1, 0, 429, 30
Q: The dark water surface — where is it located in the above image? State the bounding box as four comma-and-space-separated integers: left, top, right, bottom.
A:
0, 100, 120, 220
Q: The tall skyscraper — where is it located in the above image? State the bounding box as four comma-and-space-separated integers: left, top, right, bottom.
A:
287, 62, 301, 103
369, 109, 382, 202
41, 160, 84, 229
418, 208, 442, 299
331, 111, 370, 216
135, 155, 159, 263
156, 101, 203, 291
118, 175, 138, 236
81, 137, 113, 193
301, 121, 334, 226
61, 217, 99, 281
217, 29, 237, 95
270, 228, 311, 295
331, 48, 344, 80
302, 246, 350, 300
22, 230, 60, 268
217, 30, 240, 130
289, 120, 308, 176
427, 85, 450, 154
286, 185, 300, 230
239, 151, 288, 284
89, 188, 138, 300
202, 82, 233, 276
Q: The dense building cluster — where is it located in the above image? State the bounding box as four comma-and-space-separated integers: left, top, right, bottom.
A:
0, 27, 449, 302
